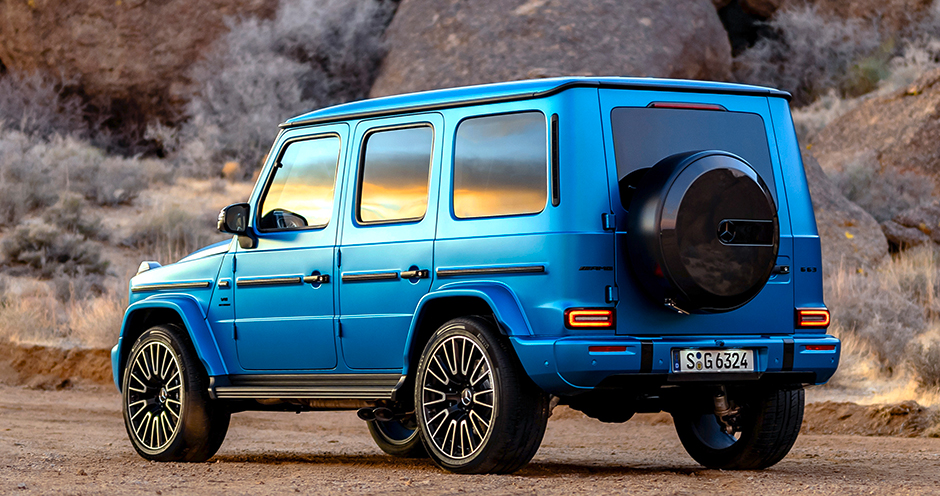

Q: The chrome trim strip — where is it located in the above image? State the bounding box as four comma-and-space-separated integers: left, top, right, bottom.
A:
212, 373, 403, 400
236, 276, 304, 287
341, 271, 400, 283
131, 281, 212, 293
436, 265, 546, 277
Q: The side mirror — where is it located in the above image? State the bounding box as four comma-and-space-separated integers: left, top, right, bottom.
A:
218, 203, 256, 248
218, 203, 250, 234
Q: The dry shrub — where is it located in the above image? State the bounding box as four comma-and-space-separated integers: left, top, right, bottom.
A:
829, 151, 935, 223
123, 206, 227, 265
0, 130, 174, 227
1, 221, 108, 278
827, 246, 940, 389
0, 71, 86, 139
42, 192, 102, 239
181, 0, 396, 176
734, 5, 885, 105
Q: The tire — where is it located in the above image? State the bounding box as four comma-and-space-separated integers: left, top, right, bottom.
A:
415, 317, 550, 474
367, 417, 427, 458
624, 150, 778, 314
672, 386, 804, 470
121, 325, 230, 462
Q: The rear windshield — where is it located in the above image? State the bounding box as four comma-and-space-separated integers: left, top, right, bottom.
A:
610, 107, 776, 207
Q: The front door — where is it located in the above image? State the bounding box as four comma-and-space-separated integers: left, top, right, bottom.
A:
338, 114, 442, 370
233, 125, 347, 370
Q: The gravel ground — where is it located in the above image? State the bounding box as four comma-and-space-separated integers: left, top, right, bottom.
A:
2, 384, 939, 495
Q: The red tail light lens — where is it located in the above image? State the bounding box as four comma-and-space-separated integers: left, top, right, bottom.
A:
648, 102, 727, 111
796, 308, 830, 328
565, 308, 615, 329
588, 346, 627, 353
805, 344, 836, 351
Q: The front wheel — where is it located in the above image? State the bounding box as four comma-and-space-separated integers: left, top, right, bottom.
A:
415, 317, 550, 474
672, 385, 804, 470
121, 325, 230, 461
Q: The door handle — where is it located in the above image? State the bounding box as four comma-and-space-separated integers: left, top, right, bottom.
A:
400, 269, 429, 279
303, 274, 331, 284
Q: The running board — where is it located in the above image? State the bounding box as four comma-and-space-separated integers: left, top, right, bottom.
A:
208, 373, 403, 400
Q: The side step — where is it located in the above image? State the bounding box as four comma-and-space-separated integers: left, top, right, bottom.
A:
209, 373, 403, 400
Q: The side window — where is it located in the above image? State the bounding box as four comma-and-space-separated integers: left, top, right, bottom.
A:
358, 126, 433, 224
453, 112, 547, 219
259, 136, 341, 231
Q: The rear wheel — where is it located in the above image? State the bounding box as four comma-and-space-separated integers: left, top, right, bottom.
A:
415, 317, 550, 474
122, 325, 230, 462
672, 386, 804, 470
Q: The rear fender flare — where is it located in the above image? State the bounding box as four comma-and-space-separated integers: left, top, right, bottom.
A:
113, 294, 227, 391
401, 282, 533, 375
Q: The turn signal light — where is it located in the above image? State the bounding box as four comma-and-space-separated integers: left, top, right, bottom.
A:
565, 308, 615, 329
805, 344, 836, 351
796, 308, 830, 328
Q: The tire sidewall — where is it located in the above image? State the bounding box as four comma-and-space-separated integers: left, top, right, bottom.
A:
415, 320, 504, 472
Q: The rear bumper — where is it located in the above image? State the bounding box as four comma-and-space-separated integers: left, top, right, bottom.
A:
510, 334, 839, 396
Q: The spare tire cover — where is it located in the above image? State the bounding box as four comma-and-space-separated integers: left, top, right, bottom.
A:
624, 150, 778, 314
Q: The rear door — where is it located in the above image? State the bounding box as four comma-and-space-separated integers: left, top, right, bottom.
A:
598, 89, 794, 336
337, 114, 443, 370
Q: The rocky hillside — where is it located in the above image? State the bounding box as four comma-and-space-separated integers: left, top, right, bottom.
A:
369, 0, 731, 97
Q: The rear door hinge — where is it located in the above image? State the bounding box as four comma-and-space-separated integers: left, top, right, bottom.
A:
233, 323, 238, 341
337, 248, 342, 268
605, 285, 619, 304
602, 213, 616, 231
337, 321, 342, 338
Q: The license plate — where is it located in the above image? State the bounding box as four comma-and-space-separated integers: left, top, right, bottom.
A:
673, 349, 754, 373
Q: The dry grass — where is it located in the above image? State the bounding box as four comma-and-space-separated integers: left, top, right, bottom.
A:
0, 275, 124, 349
823, 246, 940, 405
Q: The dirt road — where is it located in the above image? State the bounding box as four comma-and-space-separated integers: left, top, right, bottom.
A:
2, 384, 939, 495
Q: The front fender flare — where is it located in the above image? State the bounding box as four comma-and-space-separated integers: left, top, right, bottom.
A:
113, 294, 227, 391
400, 282, 533, 375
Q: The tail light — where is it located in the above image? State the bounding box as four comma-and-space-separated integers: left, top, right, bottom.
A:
565, 308, 615, 329
647, 102, 727, 111
795, 308, 830, 329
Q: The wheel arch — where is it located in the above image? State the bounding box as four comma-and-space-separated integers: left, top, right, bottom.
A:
398, 284, 533, 392
113, 295, 227, 391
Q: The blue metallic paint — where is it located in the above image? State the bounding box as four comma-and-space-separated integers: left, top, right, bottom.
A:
113, 77, 837, 398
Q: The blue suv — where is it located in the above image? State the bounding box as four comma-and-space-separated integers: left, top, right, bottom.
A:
112, 77, 839, 473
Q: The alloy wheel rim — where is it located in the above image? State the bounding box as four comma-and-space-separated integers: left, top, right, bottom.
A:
421, 335, 495, 460
126, 341, 183, 451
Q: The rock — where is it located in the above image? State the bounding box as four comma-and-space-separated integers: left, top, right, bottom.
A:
881, 220, 932, 251
802, 152, 888, 272
370, 0, 732, 98
892, 202, 940, 244
793, 0, 933, 33
740, 0, 783, 18
810, 68, 940, 208
0, 0, 276, 123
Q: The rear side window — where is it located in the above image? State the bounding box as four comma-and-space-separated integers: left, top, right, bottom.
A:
358, 126, 433, 224
259, 136, 341, 231
453, 112, 547, 219
610, 107, 776, 209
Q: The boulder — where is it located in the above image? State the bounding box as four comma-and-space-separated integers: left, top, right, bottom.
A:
881, 220, 932, 251
740, 0, 783, 18
810, 68, 940, 202
892, 202, 940, 244
794, 0, 933, 33
802, 152, 888, 272
0, 0, 276, 123
370, 0, 732, 98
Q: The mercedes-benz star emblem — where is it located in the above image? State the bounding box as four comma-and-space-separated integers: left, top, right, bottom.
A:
718, 220, 736, 244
